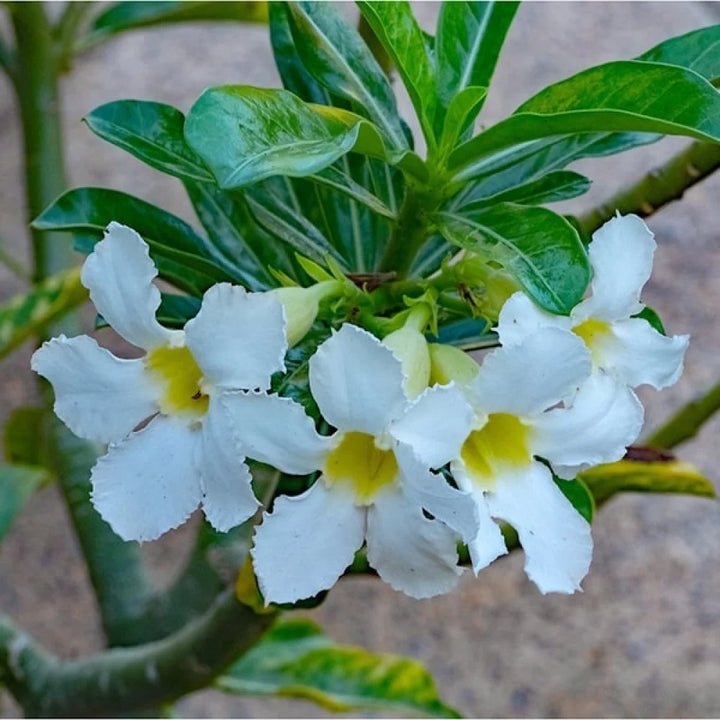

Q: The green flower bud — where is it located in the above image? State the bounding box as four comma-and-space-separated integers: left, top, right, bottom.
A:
272, 281, 341, 347
428, 343, 479, 387
383, 325, 431, 399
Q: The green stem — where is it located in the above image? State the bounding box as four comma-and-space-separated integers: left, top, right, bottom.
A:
54, 1, 94, 73
645, 380, 720, 450
578, 141, 720, 235
1, 589, 276, 718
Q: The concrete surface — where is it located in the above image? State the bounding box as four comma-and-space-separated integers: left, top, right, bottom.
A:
1, 2, 720, 717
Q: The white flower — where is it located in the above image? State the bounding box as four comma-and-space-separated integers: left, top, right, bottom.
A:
450, 329, 644, 594
31, 222, 287, 542
222, 323, 478, 603
498, 213, 689, 391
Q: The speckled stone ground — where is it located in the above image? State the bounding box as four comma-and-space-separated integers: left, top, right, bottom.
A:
1, 3, 720, 717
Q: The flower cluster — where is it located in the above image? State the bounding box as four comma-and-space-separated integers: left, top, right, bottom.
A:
32, 214, 688, 603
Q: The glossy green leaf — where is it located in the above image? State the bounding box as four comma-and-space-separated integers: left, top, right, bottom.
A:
85, 100, 214, 182
638, 24, 720, 81
435, 1, 519, 131
357, 1, 437, 147
33, 188, 235, 296
634, 305, 665, 335
157, 294, 200, 328
0, 464, 51, 544
437, 86, 488, 158
0, 268, 87, 359
285, 2, 408, 152
458, 170, 591, 209
217, 619, 460, 717
435, 204, 590, 314
555, 476, 595, 523
449, 60, 720, 175
185, 86, 364, 189
580, 459, 716, 507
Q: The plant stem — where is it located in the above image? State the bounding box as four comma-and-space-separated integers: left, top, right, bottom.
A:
645, 380, 720, 450
54, 1, 95, 73
578, 141, 720, 235
1, 588, 276, 718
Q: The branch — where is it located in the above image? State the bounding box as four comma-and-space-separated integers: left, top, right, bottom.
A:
53, 1, 95, 73
578, 140, 720, 235
0, 589, 276, 718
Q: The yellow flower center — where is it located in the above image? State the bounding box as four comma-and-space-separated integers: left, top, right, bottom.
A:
461, 413, 532, 490
324, 432, 399, 505
572, 317, 612, 364
145, 345, 209, 417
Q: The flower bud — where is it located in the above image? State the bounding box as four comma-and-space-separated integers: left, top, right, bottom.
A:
383, 325, 431, 399
271, 281, 341, 347
429, 343, 479, 387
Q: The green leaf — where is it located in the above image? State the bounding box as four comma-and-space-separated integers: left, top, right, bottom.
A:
435, 204, 590, 314
285, 1, 408, 152
435, 1, 519, 131
457, 170, 591, 209
638, 25, 720, 82
33, 187, 237, 296
157, 293, 200, 328
437, 86, 487, 158
217, 618, 460, 718
4, 407, 48, 468
634, 305, 666, 335
0, 464, 51, 544
554, 476, 595, 523
185, 86, 363, 189
580, 459, 716, 507
85, 100, 214, 183
449, 60, 720, 175
357, 1, 437, 147
0, 268, 87, 359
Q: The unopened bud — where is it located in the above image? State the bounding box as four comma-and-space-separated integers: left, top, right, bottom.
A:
383, 325, 431, 399
429, 343, 479, 387
272, 281, 341, 347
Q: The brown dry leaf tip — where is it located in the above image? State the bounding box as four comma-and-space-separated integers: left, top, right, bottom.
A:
623, 445, 675, 463
346, 271, 397, 291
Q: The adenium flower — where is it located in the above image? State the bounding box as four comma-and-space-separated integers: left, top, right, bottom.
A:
222, 323, 478, 603
498, 213, 689, 392
32, 223, 287, 541
442, 329, 643, 593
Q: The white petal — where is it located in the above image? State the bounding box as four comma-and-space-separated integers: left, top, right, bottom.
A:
397, 446, 478, 543
185, 284, 286, 391
601, 318, 689, 390
90, 415, 202, 542
532, 372, 644, 473
470, 329, 591, 416
251, 481, 365, 604
309, 324, 407, 435
390, 383, 474, 468
221, 392, 331, 475
366, 486, 462, 599
198, 398, 259, 532
576, 214, 655, 322
497, 291, 570, 347
31, 334, 160, 444
81, 223, 177, 350
486, 462, 593, 594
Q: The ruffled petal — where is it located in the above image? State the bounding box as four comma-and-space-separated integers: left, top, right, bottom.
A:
309, 324, 407, 435
251, 481, 365, 604
397, 446, 478, 543
31, 334, 160, 444
221, 392, 331, 475
184, 283, 286, 391
497, 291, 571, 347
366, 485, 462, 599
470, 329, 591, 416
486, 462, 593, 594
90, 415, 202, 542
198, 397, 259, 532
575, 214, 655, 322
532, 372, 643, 475
600, 318, 689, 389
390, 383, 474, 468
81, 223, 178, 350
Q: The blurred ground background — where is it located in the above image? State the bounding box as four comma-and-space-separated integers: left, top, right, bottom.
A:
2, 2, 720, 717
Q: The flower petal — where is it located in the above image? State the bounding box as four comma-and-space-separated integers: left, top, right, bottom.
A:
576, 214, 655, 322
184, 283, 286, 391
199, 397, 259, 532
601, 318, 689, 390
471, 329, 591, 416
532, 372, 644, 474
90, 415, 201, 542
366, 485, 462, 599
486, 462, 593, 594
309, 324, 408, 435
397, 446, 479, 543
251, 481, 365, 604
81, 223, 178, 350
31, 334, 160, 444
221, 392, 331, 475
497, 291, 570, 347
